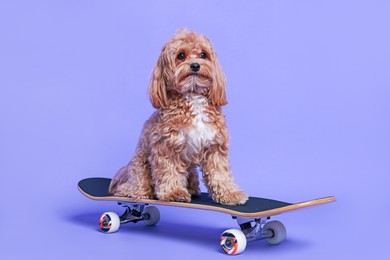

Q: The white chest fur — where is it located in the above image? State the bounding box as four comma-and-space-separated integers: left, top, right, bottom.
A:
183, 95, 217, 156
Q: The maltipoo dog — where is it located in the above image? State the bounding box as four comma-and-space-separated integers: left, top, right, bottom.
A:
109, 29, 248, 205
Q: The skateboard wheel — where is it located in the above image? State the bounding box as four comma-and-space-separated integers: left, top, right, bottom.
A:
142, 206, 160, 226
220, 229, 247, 255
263, 221, 286, 245
99, 212, 120, 233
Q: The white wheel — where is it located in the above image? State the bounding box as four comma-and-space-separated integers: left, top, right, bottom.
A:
142, 206, 160, 226
220, 229, 247, 255
99, 212, 120, 233
263, 221, 286, 245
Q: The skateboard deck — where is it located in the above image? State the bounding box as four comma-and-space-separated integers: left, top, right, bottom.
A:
78, 177, 335, 218
78, 177, 336, 255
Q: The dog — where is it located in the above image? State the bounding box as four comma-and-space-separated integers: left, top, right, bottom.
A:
109, 29, 248, 205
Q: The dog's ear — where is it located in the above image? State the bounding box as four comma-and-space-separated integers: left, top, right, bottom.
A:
149, 46, 170, 109
209, 55, 227, 106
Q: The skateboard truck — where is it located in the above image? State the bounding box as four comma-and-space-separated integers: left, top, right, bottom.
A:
117, 202, 160, 225
98, 202, 161, 234
220, 216, 287, 255
234, 216, 275, 242
117, 202, 145, 224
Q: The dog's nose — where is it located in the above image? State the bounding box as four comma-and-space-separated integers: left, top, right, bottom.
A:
190, 63, 200, 72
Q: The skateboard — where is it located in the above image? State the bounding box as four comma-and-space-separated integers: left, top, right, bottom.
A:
78, 177, 336, 255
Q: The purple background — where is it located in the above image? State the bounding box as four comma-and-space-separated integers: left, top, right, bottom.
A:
1, 0, 389, 259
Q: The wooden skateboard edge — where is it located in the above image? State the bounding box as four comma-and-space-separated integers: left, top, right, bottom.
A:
78, 185, 336, 218
264, 196, 337, 218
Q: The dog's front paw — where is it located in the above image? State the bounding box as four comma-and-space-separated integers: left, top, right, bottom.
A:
158, 189, 191, 203
212, 190, 248, 206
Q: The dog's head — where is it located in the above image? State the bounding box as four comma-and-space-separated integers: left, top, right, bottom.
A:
149, 29, 227, 109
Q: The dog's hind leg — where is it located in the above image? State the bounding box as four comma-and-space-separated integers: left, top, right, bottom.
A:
109, 151, 154, 199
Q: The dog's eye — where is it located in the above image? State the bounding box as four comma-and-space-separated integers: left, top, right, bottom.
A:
200, 52, 207, 59
177, 53, 186, 60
